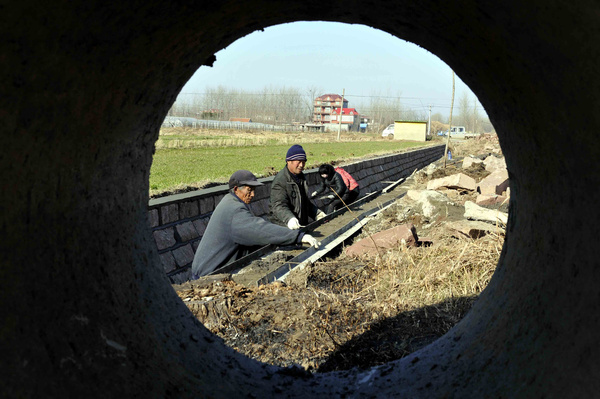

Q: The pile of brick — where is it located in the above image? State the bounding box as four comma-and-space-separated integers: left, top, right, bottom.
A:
345, 152, 509, 257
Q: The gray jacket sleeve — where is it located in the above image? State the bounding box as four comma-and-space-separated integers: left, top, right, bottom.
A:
232, 204, 300, 246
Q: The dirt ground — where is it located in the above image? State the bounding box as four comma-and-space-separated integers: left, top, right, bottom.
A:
174, 134, 505, 372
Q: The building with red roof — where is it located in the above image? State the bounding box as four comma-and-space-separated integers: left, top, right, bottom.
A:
330, 108, 361, 131
313, 94, 349, 124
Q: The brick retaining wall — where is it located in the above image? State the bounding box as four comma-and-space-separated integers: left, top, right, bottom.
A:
149, 144, 445, 282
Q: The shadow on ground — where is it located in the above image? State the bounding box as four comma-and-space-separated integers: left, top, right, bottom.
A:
317, 295, 477, 372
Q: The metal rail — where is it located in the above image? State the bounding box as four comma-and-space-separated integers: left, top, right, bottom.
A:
256, 192, 406, 286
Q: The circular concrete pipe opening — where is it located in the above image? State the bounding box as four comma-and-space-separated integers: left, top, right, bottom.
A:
2, 1, 600, 398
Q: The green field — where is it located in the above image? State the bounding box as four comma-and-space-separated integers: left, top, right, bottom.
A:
149, 141, 427, 195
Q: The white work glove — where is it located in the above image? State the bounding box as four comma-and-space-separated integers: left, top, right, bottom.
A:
287, 217, 301, 230
326, 195, 335, 199
316, 210, 326, 221
301, 234, 320, 249
310, 191, 317, 198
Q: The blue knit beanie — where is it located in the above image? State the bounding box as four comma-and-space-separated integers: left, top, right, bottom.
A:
286, 144, 307, 161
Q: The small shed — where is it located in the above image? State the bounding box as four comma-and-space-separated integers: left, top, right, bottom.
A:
394, 120, 428, 141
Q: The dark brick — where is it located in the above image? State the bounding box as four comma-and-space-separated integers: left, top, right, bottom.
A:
249, 201, 262, 216
160, 204, 179, 224
147, 209, 159, 228
213, 194, 225, 208
199, 196, 215, 215
193, 218, 209, 236
175, 221, 199, 242
153, 228, 176, 250
179, 200, 199, 219
172, 244, 195, 267
170, 270, 192, 285
159, 252, 177, 273
307, 173, 319, 186
192, 239, 201, 252
345, 164, 357, 174
253, 184, 269, 200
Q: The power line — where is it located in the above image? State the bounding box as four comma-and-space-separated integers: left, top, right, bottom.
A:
176, 91, 477, 104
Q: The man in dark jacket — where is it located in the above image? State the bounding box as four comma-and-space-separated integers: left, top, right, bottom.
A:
269, 144, 326, 229
191, 170, 319, 279
310, 164, 347, 214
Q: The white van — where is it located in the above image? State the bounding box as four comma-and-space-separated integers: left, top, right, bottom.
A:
450, 126, 466, 134
381, 124, 395, 137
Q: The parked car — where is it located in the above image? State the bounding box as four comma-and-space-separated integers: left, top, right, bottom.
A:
450, 126, 466, 134
381, 124, 395, 138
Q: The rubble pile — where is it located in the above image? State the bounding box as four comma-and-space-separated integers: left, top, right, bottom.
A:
349, 139, 508, 256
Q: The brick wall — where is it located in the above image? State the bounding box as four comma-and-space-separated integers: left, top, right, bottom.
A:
149, 144, 445, 282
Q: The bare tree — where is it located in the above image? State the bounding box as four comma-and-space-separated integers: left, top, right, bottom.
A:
305, 86, 324, 122
457, 92, 471, 129
431, 112, 445, 123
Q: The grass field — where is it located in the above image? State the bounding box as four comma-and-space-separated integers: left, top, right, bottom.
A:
149, 128, 432, 196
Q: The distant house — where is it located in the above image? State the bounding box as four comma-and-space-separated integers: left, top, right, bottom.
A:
329, 108, 361, 131
201, 109, 224, 119
229, 117, 252, 123
313, 94, 348, 124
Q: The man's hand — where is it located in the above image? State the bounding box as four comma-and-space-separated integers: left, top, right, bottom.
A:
287, 217, 301, 230
326, 195, 335, 199
316, 210, 326, 221
310, 191, 317, 198
301, 234, 320, 248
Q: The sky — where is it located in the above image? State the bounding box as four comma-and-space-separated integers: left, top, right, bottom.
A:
179, 21, 484, 118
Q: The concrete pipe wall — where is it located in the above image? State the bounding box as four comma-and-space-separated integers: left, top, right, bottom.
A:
1, 1, 599, 398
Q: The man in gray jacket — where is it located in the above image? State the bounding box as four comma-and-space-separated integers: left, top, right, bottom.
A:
191, 170, 319, 279
269, 144, 326, 229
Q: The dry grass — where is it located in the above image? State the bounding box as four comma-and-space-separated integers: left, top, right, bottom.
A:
156, 127, 381, 149
339, 232, 501, 309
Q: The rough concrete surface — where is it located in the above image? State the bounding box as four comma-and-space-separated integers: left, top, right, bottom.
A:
2, 1, 600, 398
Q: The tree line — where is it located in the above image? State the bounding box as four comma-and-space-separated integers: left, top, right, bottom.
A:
167, 85, 494, 133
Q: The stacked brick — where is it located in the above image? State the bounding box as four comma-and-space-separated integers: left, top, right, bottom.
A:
148, 144, 445, 281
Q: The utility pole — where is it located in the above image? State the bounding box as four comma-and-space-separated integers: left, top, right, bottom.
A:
337, 88, 345, 141
427, 104, 432, 138
444, 72, 455, 168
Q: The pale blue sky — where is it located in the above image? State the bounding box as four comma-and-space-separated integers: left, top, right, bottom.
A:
180, 21, 483, 117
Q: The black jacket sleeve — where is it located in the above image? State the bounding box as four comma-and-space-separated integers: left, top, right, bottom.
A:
331, 172, 347, 197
